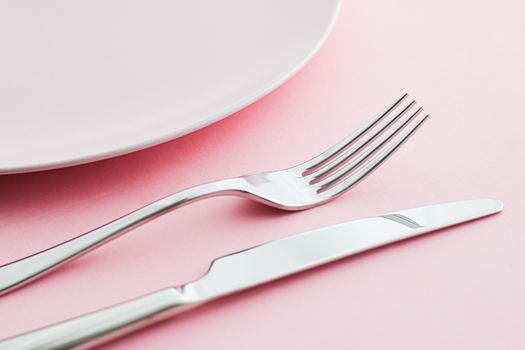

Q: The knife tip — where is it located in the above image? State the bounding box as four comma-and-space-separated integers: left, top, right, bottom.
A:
482, 198, 504, 214
393, 198, 504, 229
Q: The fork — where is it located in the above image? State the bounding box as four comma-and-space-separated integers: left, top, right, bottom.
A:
0, 93, 429, 296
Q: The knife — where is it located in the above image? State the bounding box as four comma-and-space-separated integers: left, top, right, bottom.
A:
0, 198, 503, 350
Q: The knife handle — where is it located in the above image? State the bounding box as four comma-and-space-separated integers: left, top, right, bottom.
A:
0, 287, 198, 350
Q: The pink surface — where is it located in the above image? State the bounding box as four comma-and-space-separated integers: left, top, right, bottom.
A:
0, 0, 524, 348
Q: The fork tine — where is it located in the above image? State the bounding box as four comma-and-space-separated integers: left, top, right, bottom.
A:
309, 100, 417, 183
318, 114, 429, 197
315, 107, 423, 187
301, 93, 408, 175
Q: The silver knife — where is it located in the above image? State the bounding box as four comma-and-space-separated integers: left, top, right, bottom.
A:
0, 198, 503, 350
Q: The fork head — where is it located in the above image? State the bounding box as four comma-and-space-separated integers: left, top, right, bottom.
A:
240, 93, 429, 210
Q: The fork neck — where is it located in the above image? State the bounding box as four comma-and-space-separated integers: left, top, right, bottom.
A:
154, 177, 245, 213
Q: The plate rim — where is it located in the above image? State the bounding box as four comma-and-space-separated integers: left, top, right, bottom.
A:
1, 0, 341, 175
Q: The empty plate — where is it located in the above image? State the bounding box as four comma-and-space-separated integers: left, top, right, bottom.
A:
0, 0, 341, 174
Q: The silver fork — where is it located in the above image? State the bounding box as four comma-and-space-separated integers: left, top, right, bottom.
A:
0, 93, 429, 296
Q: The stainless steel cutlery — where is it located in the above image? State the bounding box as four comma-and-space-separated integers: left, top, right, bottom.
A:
0, 93, 428, 295
0, 199, 503, 350
0, 93, 504, 350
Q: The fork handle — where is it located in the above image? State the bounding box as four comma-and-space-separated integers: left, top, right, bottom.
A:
0, 287, 199, 350
0, 179, 241, 296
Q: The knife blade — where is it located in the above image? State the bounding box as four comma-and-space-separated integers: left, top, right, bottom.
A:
188, 198, 503, 299
0, 199, 503, 350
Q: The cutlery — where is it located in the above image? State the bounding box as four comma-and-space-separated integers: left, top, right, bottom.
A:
0, 199, 503, 350
0, 93, 428, 295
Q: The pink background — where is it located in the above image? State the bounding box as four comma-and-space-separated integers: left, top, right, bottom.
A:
1, 0, 524, 348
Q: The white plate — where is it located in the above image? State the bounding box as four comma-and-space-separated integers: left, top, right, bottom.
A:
0, 0, 340, 174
